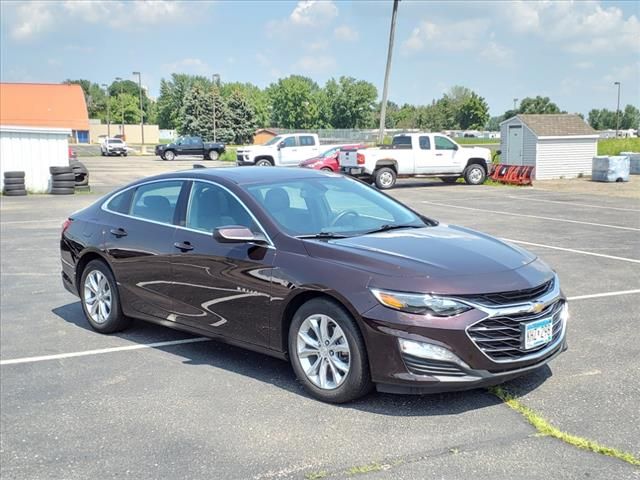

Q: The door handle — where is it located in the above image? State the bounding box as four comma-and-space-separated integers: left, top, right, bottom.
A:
109, 228, 127, 237
174, 241, 194, 252
435, 153, 443, 156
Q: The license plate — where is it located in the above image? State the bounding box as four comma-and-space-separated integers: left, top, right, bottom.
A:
349, 167, 362, 175
523, 317, 553, 350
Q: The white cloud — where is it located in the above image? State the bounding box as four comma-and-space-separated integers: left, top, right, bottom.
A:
480, 41, 513, 65
402, 19, 490, 53
290, 1, 338, 26
163, 58, 212, 75
294, 55, 336, 74
308, 40, 329, 51
334, 25, 359, 41
10, 1, 55, 40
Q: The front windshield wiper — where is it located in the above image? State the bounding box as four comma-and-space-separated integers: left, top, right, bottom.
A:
362, 224, 424, 235
296, 232, 349, 239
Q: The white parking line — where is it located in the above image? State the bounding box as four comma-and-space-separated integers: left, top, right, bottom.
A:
502, 238, 640, 264
504, 195, 640, 213
567, 289, 640, 301
0, 337, 211, 366
422, 201, 640, 232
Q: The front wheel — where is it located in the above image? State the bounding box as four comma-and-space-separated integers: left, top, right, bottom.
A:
289, 298, 372, 403
374, 167, 396, 189
80, 260, 131, 334
208, 150, 220, 161
463, 164, 487, 185
163, 150, 176, 161
256, 159, 273, 167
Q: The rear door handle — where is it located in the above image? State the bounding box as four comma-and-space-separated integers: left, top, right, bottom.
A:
174, 241, 194, 252
109, 228, 127, 237
435, 153, 443, 156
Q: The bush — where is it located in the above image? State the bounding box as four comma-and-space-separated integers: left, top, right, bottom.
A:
220, 147, 237, 162
597, 138, 640, 156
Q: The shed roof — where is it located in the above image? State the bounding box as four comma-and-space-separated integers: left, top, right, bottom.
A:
254, 128, 280, 135
511, 114, 596, 137
0, 83, 89, 130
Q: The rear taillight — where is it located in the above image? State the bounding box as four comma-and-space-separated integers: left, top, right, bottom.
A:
357, 153, 365, 165
62, 218, 73, 234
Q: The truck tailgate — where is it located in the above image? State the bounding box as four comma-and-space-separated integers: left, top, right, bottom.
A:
339, 149, 359, 167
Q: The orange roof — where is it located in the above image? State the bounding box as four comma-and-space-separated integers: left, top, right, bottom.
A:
0, 83, 89, 130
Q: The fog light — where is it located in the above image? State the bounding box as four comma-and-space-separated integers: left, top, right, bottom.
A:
561, 302, 569, 323
398, 338, 470, 369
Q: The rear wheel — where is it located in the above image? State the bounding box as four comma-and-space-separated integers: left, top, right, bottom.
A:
374, 167, 396, 189
464, 164, 487, 185
289, 298, 372, 403
321, 167, 333, 172
208, 149, 220, 161
80, 260, 131, 333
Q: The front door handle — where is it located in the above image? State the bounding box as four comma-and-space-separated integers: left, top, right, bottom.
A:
109, 228, 127, 237
174, 241, 194, 252
435, 153, 443, 156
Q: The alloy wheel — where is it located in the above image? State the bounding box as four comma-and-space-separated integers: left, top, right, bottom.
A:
83, 270, 112, 324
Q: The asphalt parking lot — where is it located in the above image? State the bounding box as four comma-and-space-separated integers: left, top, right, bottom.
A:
1, 156, 639, 479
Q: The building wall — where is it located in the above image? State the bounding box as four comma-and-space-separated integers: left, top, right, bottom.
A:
253, 131, 277, 145
0, 126, 70, 192
535, 138, 598, 180
500, 117, 536, 166
89, 124, 159, 144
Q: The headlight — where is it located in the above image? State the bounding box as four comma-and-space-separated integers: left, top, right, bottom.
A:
370, 288, 472, 317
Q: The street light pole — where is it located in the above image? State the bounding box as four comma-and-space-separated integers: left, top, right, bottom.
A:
212, 73, 220, 142
115, 77, 124, 138
101, 83, 111, 138
614, 81, 621, 137
133, 72, 144, 146
378, 0, 399, 144
513, 98, 518, 111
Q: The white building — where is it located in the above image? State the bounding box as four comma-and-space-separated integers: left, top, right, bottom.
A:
500, 114, 599, 180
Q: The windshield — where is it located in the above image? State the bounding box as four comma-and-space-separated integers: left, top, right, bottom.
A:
246, 176, 425, 237
108, 139, 123, 144
321, 147, 338, 158
263, 135, 283, 146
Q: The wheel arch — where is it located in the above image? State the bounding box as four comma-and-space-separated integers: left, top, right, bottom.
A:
75, 249, 112, 295
255, 155, 275, 164
464, 157, 488, 171
374, 159, 398, 171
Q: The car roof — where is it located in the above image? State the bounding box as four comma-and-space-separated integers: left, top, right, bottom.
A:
145, 167, 338, 186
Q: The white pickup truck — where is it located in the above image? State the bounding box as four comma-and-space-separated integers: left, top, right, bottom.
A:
339, 133, 492, 189
236, 133, 321, 167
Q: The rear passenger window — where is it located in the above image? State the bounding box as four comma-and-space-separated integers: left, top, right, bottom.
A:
186, 182, 258, 234
130, 181, 183, 225
419, 136, 431, 150
106, 189, 134, 214
300, 136, 316, 146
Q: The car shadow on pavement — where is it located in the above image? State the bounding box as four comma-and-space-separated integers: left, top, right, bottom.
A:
53, 301, 551, 415
392, 180, 467, 189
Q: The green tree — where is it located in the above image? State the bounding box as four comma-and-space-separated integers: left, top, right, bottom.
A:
179, 83, 213, 139
267, 75, 323, 129
519, 96, 563, 114
221, 82, 270, 128
457, 92, 489, 130
226, 89, 256, 144
157, 74, 211, 129
485, 116, 502, 131
324, 76, 378, 128
588, 108, 616, 129
109, 93, 141, 124
621, 104, 640, 129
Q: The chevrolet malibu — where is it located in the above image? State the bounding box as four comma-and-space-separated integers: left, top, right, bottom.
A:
60, 167, 567, 403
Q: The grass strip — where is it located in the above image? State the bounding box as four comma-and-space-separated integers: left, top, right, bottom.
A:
489, 386, 640, 467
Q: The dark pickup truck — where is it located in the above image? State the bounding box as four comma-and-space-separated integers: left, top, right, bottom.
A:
155, 136, 225, 161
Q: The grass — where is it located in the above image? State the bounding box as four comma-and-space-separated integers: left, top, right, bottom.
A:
597, 138, 640, 156
305, 471, 328, 479
220, 147, 237, 162
489, 386, 640, 467
455, 137, 500, 145
345, 462, 389, 476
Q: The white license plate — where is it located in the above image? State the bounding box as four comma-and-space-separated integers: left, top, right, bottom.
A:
350, 167, 363, 175
523, 317, 553, 350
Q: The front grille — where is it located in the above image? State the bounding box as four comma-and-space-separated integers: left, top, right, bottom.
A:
236, 153, 245, 162
402, 354, 467, 377
467, 300, 564, 361
459, 278, 554, 306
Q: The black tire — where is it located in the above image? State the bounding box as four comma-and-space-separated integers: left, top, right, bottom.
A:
101, 151, 106, 156
163, 150, 176, 161
50, 166, 73, 175
463, 164, 487, 185
374, 167, 397, 189
123, 152, 128, 157
288, 298, 373, 403
208, 149, 220, 161
52, 180, 76, 188
4, 171, 25, 179
70, 162, 88, 174
255, 158, 273, 167
50, 187, 75, 195
3, 178, 24, 185
321, 167, 333, 172
439, 176, 459, 184
75, 174, 89, 186
3, 184, 25, 191
52, 172, 75, 181
3, 189, 27, 196
80, 259, 131, 333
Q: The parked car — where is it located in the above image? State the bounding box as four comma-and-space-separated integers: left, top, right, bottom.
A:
60, 167, 567, 403
236, 133, 320, 167
155, 136, 225, 161
299, 144, 365, 172
339, 133, 492, 189
101, 138, 128, 157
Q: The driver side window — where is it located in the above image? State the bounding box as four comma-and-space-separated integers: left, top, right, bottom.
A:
434, 136, 457, 150
282, 137, 297, 148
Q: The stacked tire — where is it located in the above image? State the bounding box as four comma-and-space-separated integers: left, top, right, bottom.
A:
3, 171, 27, 196
50, 166, 75, 195
71, 161, 90, 192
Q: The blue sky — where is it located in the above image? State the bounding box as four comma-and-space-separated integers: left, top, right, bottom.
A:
1, 0, 638, 116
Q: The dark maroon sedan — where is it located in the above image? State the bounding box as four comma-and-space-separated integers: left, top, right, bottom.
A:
60, 167, 567, 403
299, 144, 364, 172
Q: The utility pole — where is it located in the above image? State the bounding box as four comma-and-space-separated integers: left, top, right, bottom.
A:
102, 83, 111, 137
378, 0, 399, 144
212, 73, 220, 142
614, 81, 621, 137
115, 77, 124, 138
133, 72, 144, 146
513, 98, 518, 111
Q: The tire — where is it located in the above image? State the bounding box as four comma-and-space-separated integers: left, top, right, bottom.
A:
256, 158, 273, 167
374, 167, 397, 189
80, 259, 131, 333
123, 152, 128, 157
288, 298, 372, 403
52, 172, 75, 181
463, 164, 487, 185
70, 161, 86, 170
101, 151, 106, 156
439, 176, 459, 184
208, 149, 220, 161
50, 166, 72, 175
321, 167, 333, 172
163, 150, 176, 161
50, 187, 75, 195
4, 171, 25, 179
3, 178, 24, 185
3, 189, 27, 196
75, 174, 89, 186
52, 180, 76, 188
3, 184, 25, 191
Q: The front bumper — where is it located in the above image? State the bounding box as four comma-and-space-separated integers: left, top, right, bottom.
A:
106, 148, 126, 155
236, 159, 255, 166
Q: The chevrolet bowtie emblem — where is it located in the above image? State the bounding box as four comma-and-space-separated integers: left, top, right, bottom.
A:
531, 303, 544, 314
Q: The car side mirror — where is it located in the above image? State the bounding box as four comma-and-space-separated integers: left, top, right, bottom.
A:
453, 144, 459, 151
496, 149, 502, 155
278, 141, 285, 150
214, 226, 267, 244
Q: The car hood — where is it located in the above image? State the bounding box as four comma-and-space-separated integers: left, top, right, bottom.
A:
462, 146, 491, 158
237, 145, 276, 154
304, 224, 538, 281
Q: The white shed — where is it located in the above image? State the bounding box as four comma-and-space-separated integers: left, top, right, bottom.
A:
1, 126, 71, 192
499, 114, 599, 180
